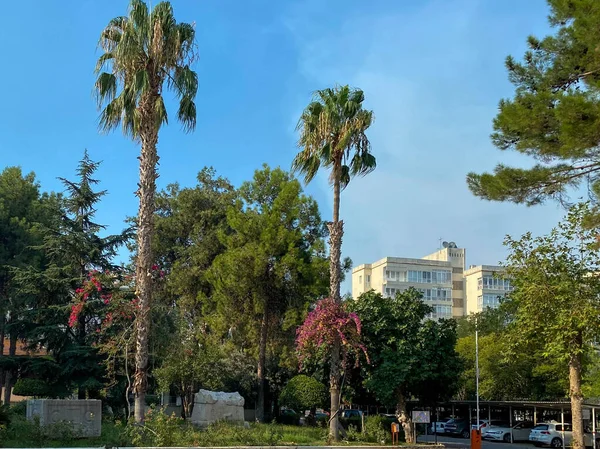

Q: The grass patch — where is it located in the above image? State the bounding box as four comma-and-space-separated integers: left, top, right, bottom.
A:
0, 405, 397, 447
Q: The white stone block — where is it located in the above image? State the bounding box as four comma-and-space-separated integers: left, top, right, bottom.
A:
190, 389, 245, 427
26, 399, 102, 437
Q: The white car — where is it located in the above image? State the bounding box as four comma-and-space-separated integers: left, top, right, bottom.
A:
484, 421, 534, 442
430, 418, 450, 434
529, 422, 598, 448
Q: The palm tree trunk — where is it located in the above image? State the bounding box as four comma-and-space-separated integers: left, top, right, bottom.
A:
328, 164, 344, 440
256, 307, 269, 422
329, 339, 341, 440
3, 332, 17, 405
570, 333, 584, 449
133, 92, 160, 423
396, 390, 414, 443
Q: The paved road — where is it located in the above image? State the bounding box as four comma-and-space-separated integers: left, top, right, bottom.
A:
418, 434, 534, 449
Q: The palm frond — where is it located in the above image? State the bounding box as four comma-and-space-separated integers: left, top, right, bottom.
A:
339, 164, 351, 189
177, 96, 196, 132
95, 52, 115, 73
129, 0, 149, 36
95, 0, 198, 137
95, 73, 117, 107
154, 96, 168, 128
292, 152, 321, 185
293, 84, 375, 187
170, 65, 198, 98
134, 69, 150, 96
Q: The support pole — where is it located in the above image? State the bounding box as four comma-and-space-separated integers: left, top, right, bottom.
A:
593, 408, 596, 449
509, 406, 513, 444
561, 408, 565, 449
488, 405, 491, 422
452, 404, 455, 418
534, 406, 537, 426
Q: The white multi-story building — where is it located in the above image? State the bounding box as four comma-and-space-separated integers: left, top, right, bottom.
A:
352, 245, 465, 319
352, 245, 511, 318
464, 264, 513, 315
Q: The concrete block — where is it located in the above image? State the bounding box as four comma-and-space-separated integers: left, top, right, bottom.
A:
26, 399, 102, 437
190, 389, 244, 427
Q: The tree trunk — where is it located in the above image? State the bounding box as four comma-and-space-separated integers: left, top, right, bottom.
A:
570, 337, 584, 449
133, 91, 160, 423
256, 307, 269, 422
396, 390, 414, 444
3, 333, 17, 405
0, 313, 5, 402
183, 389, 194, 419
327, 166, 344, 441
329, 338, 341, 441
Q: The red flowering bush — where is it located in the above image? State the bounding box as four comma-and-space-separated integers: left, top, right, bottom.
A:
296, 298, 368, 369
68, 270, 137, 334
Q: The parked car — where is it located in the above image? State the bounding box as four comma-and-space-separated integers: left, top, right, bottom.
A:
529, 422, 598, 448
340, 409, 365, 431
430, 418, 450, 434
484, 421, 534, 442
445, 418, 472, 439
480, 420, 510, 438
341, 409, 364, 419
279, 408, 300, 425
472, 419, 491, 432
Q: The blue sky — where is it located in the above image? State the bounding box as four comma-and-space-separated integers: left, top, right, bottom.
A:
0, 0, 567, 294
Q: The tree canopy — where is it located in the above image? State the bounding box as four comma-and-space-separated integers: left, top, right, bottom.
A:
467, 0, 600, 210
348, 289, 461, 443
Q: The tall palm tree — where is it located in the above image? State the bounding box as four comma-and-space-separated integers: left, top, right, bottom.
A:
94, 0, 197, 422
292, 85, 375, 440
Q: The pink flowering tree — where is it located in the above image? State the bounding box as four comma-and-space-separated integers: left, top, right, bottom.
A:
68, 267, 165, 417
296, 297, 368, 375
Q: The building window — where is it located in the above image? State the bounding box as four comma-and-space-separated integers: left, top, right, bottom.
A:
428, 304, 452, 320
432, 270, 451, 283
480, 275, 513, 291
385, 287, 398, 298
477, 293, 503, 309
407, 270, 450, 284
419, 287, 452, 301
366, 275, 371, 283
386, 270, 406, 282
359, 275, 362, 284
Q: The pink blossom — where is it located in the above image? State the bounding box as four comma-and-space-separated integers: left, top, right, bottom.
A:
296, 298, 368, 369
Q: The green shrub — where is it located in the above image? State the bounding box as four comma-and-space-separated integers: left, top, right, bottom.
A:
280, 375, 327, 413
8, 402, 26, 417
127, 407, 193, 447
145, 394, 160, 406
12, 379, 51, 398
0, 406, 10, 427
363, 415, 391, 443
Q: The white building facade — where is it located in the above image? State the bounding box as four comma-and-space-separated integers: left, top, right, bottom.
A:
352, 246, 510, 318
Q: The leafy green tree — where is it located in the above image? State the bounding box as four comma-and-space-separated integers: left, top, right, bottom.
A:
467, 0, 600, 211
349, 289, 461, 443
293, 85, 375, 439
95, 0, 198, 421
208, 165, 328, 422
280, 375, 327, 415
0, 167, 50, 404
503, 203, 600, 449
151, 168, 235, 417
455, 333, 568, 401
10, 153, 129, 402
154, 331, 226, 418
